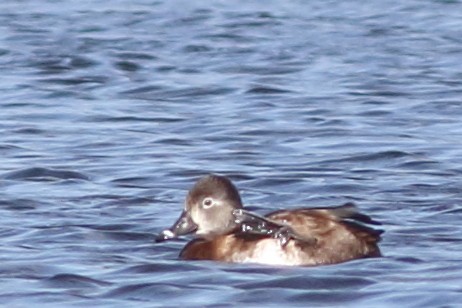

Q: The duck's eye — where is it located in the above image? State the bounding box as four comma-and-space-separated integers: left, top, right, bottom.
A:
202, 198, 214, 209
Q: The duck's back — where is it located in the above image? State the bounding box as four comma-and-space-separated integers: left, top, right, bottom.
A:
264, 204, 382, 265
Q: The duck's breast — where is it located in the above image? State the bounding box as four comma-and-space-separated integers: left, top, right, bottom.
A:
226, 237, 315, 266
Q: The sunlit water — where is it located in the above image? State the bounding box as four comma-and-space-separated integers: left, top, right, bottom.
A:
1, 0, 462, 307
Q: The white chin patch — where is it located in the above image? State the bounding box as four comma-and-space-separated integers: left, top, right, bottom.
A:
195, 228, 213, 237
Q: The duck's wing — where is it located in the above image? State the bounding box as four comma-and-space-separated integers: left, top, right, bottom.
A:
267, 202, 383, 245
233, 209, 316, 246
324, 202, 382, 226
233, 202, 382, 247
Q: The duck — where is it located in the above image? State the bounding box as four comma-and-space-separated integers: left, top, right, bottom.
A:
156, 174, 383, 267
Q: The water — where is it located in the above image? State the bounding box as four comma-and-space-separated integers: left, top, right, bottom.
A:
1, 0, 462, 306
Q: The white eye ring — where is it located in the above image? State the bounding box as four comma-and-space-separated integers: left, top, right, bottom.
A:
202, 197, 214, 209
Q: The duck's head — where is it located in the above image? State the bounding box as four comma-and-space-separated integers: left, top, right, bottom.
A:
156, 174, 243, 241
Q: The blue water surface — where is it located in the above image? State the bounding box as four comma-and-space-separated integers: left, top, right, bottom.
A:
1, 0, 462, 307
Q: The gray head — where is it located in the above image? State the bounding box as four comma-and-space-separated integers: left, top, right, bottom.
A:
157, 174, 243, 241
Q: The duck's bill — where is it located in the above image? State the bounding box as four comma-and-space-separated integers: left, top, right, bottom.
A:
155, 211, 198, 242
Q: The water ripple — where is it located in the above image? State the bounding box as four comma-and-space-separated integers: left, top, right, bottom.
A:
2, 167, 90, 181
44, 273, 112, 288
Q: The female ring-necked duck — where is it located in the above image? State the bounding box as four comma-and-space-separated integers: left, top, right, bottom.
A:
156, 174, 383, 267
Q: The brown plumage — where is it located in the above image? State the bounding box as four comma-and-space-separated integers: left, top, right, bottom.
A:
157, 174, 383, 267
